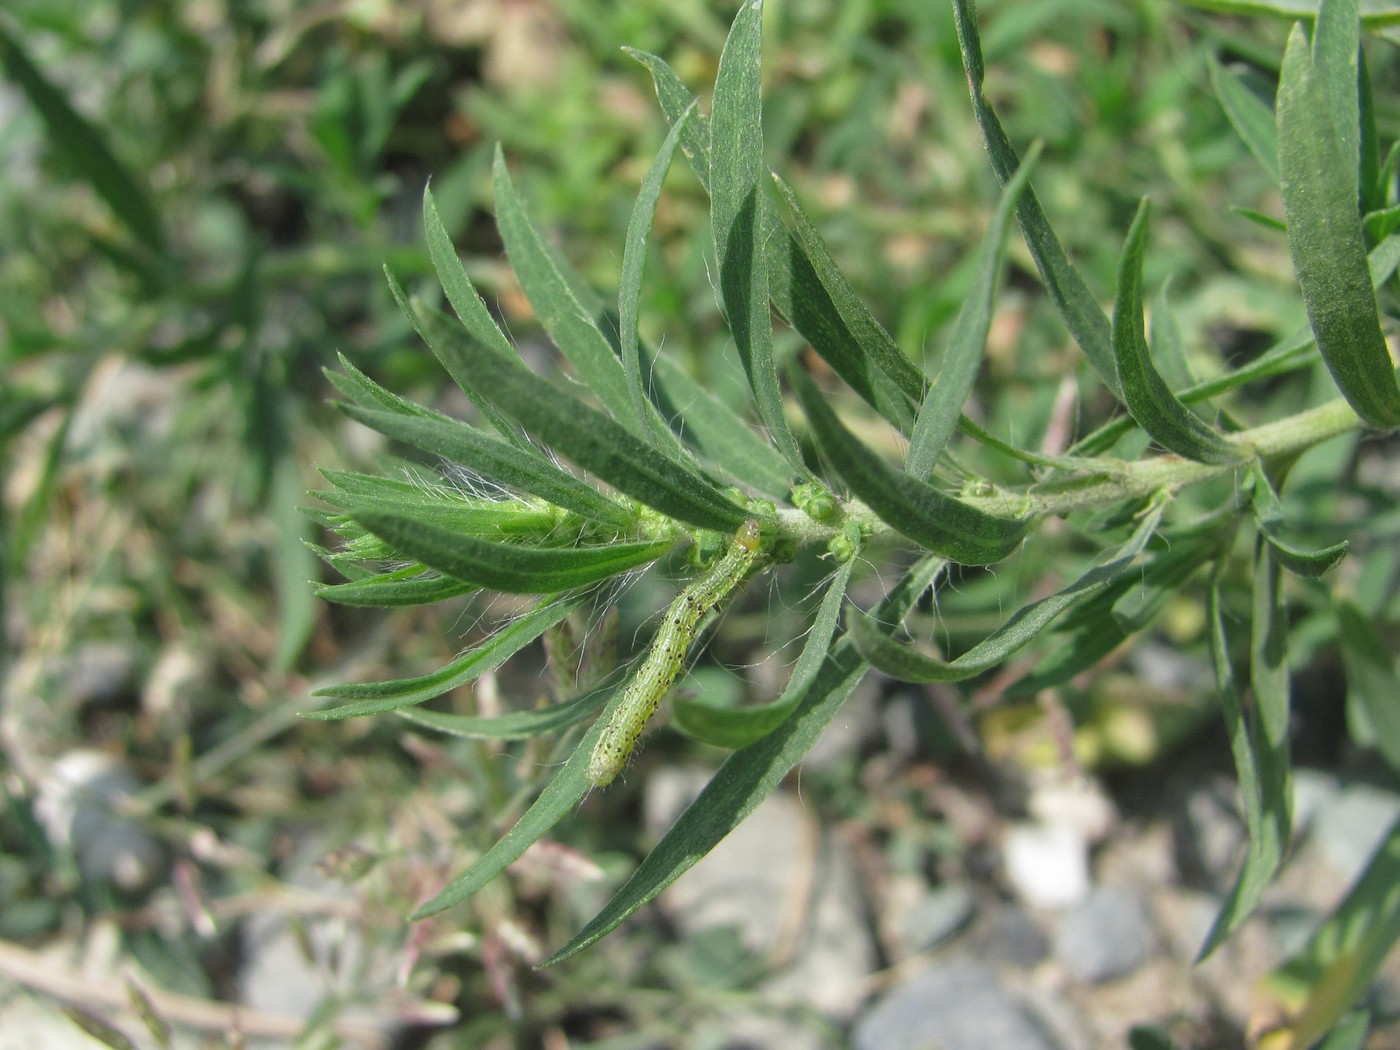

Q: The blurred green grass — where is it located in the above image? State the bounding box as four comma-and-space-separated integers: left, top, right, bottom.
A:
1, 0, 1391, 1045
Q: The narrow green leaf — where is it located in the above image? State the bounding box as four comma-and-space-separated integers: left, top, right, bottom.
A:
1010, 530, 1225, 695
347, 508, 673, 594
1277, 23, 1400, 427
60, 1008, 138, 1050
1316, 1013, 1371, 1050
0, 24, 166, 256
309, 526, 396, 569
271, 458, 316, 671
1197, 576, 1281, 959
1176, 0, 1400, 25
651, 356, 792, 499
1111, 532, 1224, 631
413, 678, 626, 917
1369, 231, 1400, 286
1231, 205, 1289, 233
1005, 609, 1129, 696
326, 354, 436, 418
318, 469, 561, 535
1250, 539, 1293, 831
308, 593, 589, 718
1208, 56, 1281, 183
710, 0, 806, 474
1359, 48, 1382, 213
951, 0, 1121, 398
398, 687, 608, 741
334, 403, 633, 527
1247, 466, 1350, 577
542, 555, 945, 963
422, 187, 519, 361
1378, 137, 1400, 210
1336, 602, 1400, 773
905, 142, 1041, 477
1070, 323, 1317, 456
491, 148, 639, 434
791, 368, 1030, 565
630, 47, 920, 434
410, 300, 749, 532
673, 557, 856, 748
1112, 200, 1249, 465
422, 191, 518, 361
431, 201, 628, 387
385, 268, 521, 439
770, 174, 926, 415
1364, 206, 1400, 246
442, 148, 705, 476
1258, 817, 1400, 1049
763, 558, 856, 715
1313, 0, 1362, 199
620, 102, 698, 439
849, 496, 1165, 683
1198, 543, 1294, 957
768, 209, 920, 432
1149, 277, 1196, 394
624, 49, 713, 184
314, 569, 477, 608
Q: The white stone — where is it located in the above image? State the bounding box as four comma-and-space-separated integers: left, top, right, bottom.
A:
1003, 822, 1091, 910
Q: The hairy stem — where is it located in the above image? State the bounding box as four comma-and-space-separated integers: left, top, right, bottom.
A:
778, 393, 1365, 548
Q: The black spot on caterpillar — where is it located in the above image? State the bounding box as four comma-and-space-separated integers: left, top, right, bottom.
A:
587, 519, 765, 786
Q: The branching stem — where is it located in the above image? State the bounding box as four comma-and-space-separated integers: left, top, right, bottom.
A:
777, 393, 1366, 549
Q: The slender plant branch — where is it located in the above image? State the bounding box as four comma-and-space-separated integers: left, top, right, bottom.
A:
778, 392, 1366, 547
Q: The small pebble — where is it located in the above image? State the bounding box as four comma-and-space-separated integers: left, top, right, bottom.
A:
903, 883, 977, 954
972, 905, 1050, 969
1054, 885, 1155, 983
851, 961, 1063, 1050
35, 750, 163, 892
1309, 781, 1400, 883
1003, 822, 1091, 909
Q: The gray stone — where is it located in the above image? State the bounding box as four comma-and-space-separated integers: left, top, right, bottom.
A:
760, 832, 878, 1020
62, 643, 141, 709
35, 751, 165, 893
1291, 768, 1342, 835
1130, 641, 1213, 691
1174, 776, 1247, 888
237, 833, 402, 1046
649, 776, 807, 954
879, 685, 982, 764
647, 770, 878, 1019
642, 766, 714, 838
695, 1012, 835, 1050
803, 676, 880, 769
851, 961, 1063, 1050
901, 883, 977, 954
971, 905, 1050, 969
1054, 885, 1156, 983
1308, 781, 1400, 883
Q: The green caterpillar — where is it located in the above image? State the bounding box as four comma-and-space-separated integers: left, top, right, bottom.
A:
587, 519, 765, 787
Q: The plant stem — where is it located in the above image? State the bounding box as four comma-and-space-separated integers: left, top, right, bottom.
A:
1018, 395, 1362, 517
778, 394, 1366, 548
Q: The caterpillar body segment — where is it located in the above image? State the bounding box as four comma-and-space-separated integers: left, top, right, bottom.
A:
587, 518, 766, 786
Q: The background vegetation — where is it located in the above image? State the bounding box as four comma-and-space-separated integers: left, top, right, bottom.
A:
2, 0, 1397, 1047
